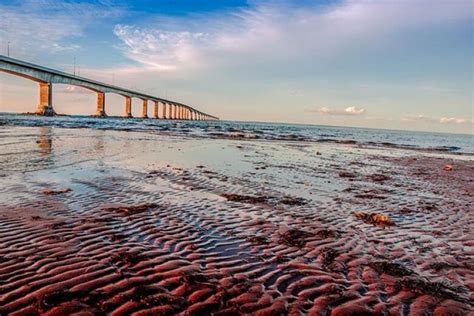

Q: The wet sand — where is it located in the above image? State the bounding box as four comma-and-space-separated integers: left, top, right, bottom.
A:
0, 126, 473, 315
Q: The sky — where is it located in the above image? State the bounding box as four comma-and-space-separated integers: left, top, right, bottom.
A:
0, 0, 473, 134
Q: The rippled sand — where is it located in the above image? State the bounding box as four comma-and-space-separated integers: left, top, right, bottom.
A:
0, 126, 473, 315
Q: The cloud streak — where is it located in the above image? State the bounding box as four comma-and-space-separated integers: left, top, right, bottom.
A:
311, 106, 366, 116
402, 114, 472, 125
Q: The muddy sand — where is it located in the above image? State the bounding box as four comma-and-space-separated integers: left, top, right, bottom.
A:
0, 126, 473, 315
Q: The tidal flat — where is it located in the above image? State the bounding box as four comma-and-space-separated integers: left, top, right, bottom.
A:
0, 124, 472, 315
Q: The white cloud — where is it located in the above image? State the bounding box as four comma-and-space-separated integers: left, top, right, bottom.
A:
402, 114, 472, 125
401, 114, 436, 123
344, 106, 365, 115
113, 25, 208, 70
439, 117, 468, 124
0, 1, 121, 57
311, 106, 366, 116
111, 0, 472, 72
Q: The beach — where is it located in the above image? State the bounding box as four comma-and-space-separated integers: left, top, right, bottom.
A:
0, 118, 473, 315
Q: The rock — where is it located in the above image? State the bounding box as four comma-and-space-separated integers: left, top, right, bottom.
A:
43, 188, 72, 195
353, 212, 394, 226
443, 164, 453, 171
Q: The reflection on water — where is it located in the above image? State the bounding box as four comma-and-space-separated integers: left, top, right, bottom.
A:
37, 127, 53, 156
34, 126, 55, 169
95, 131, 105, 153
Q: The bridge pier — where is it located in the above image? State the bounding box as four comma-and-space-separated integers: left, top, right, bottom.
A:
95, 92, 106, 117
37, 82, 55, 116
124, 96, 132, 118
142, 99, 148, 119
153, 101, 159, 119
172, 104, 177, 120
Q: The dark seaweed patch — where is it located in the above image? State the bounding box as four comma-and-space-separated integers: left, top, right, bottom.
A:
103, 203, 158, 215
221, 194, 267, 204
279, 197, 307, 206
279, 228, 312, 247
370, 261, 414, 277
395, 277, 469, 303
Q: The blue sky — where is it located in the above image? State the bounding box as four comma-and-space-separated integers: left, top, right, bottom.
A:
0, 0, 472, 133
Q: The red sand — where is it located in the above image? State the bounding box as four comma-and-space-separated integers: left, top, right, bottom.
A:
0, 127, 473, 315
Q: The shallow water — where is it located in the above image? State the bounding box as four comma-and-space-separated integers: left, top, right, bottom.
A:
1, 113, 473, 154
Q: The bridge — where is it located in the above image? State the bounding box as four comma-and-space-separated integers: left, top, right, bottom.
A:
0, 55, 218, 120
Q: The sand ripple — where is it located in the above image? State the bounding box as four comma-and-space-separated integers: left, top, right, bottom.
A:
0, 128, 473, 315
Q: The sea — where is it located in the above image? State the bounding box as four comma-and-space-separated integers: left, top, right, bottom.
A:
0, 113, 472, 155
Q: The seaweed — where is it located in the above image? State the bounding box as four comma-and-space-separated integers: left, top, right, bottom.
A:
338, 172, 357, 178
315, 229, 339, 239
370, 261, 414, 277
279, 228, 312, 247
221, 194, 267, 204
247, 235, 268, 245
395, 277, 468, 303
279, 197, 307, 206
367, 174, 390, 182
321, 248, 339, 266
103, 203, 158, 215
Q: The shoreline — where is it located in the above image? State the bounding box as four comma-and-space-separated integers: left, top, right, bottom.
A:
1, 114, 473, 157
3, 111, 473, 138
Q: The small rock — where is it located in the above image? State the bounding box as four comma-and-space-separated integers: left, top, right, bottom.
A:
353, 212, 394, 226
43, 188, 72, 195
443, 164, 453, 171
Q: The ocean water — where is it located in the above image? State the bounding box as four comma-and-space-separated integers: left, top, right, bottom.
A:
0, 113, 472, 154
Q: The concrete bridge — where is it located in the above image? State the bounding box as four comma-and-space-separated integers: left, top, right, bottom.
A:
0, 55, 218, 120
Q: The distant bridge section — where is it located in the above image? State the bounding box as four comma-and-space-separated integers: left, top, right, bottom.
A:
0, 55, 218, 120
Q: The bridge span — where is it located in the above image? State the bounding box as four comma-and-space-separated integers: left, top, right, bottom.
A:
0, 55, 218, 120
